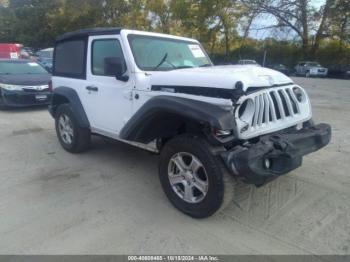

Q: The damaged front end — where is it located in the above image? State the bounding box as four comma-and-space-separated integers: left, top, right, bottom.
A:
221, 122, 331, 186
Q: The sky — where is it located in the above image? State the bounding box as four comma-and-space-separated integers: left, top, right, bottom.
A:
248, 0, 326, 40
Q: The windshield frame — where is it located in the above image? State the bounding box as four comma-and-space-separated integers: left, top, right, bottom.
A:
127, 34, 213, 72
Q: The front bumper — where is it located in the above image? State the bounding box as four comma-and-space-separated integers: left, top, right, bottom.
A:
221, 123, 331, 186
1, 89, 52, 107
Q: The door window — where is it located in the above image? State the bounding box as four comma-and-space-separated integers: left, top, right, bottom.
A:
54, 39, 86, 79
91, 39, 126, 76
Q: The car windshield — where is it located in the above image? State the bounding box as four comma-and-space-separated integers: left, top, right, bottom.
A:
38, 50, 53, 59
128, 35, 212, 71
276, 64, 286, 68
308, 62, 321, 67
0, 61, 48, 74
244, 61, 257, 64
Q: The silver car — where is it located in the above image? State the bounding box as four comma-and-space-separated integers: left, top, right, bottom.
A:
237, 59, 261, 66
295, 61, 328, 77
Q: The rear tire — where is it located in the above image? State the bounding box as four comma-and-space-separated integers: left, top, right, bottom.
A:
55, 103, 91, 153
159, 135, 235, 218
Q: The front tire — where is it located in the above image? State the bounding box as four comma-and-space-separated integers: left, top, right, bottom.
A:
55, 104, 91, 153
159, 135, 235, 218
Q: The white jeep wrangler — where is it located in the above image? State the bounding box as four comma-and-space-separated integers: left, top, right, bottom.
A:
49, 28, 331, 218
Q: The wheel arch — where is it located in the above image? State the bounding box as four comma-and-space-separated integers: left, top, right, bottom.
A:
120, 96, 235, 145
49, 86, 90, 128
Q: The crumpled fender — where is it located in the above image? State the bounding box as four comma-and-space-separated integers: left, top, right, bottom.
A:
120, 95, 235, 143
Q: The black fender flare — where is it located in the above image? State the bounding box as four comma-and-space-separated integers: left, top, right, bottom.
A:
49, 86, 90, 128
120, 95, 235, 143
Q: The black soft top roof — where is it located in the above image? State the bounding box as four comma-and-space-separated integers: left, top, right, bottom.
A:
56, 27, 122, 42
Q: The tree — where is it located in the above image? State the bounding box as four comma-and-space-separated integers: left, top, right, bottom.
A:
327, 0, 350, 46
146, 0, 173, 33
3, 0, 62, 48
241, 0, 337, 58
102, 0, 150, 30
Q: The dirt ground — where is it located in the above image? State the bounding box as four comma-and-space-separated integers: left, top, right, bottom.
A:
0, 77, 349, 255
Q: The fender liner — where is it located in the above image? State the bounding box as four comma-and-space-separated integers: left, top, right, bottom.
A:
49, 86, 90, 128
119, 95, 235, 143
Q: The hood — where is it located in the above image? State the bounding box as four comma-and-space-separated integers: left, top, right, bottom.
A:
0, 73, 51, 86
149, 65, 293, 92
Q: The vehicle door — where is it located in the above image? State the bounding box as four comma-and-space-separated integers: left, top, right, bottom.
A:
80, 35, 133, 135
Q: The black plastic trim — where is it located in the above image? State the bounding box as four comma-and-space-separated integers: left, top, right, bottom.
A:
151, 82, 295, 101
246, 82, 294, 94
221, 123, 331, 186
1, 89, 52, 107
151, 85, 234, 99
49, 86, 90, 128
56, 27, 122, 42
119, 95, 235, 143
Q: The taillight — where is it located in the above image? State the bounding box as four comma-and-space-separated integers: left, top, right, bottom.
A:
48, 80, 53, 91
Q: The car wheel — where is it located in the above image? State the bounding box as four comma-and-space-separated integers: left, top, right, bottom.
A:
159, 135, 235, 218
55, 103, 91, 153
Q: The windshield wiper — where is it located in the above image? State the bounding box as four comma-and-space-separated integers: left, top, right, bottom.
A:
152, 53, 177, 71
173, 64, 212, 70
153, 53, 168, 70
199, 63, 212, 67
174, 65, 194, 69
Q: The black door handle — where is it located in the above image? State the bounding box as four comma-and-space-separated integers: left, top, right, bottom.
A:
86, 86, 98, 92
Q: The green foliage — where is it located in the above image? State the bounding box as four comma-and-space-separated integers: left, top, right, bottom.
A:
0, 0, 348, 67
212, 38, 350, 68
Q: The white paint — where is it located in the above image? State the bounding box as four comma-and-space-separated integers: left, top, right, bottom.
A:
53, 29, 312, 143
10, 52, 18, 59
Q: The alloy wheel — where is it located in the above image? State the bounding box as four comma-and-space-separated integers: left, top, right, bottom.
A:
58, 114, 74, 145
168, 152, 209, 203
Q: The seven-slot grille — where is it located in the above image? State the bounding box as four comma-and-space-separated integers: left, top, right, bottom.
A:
251, 87, 300, 128
236, 85, 311, 139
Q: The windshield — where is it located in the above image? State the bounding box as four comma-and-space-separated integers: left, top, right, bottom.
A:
275, 64, 286, 68
0, 61, 48, 74
308, 62, 321, 67
38, 50, 53, 59
128, 35, 212, 71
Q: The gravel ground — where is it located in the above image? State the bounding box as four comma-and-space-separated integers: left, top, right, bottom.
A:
0, 77, 349, 255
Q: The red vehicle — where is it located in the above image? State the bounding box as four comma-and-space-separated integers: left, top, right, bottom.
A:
0, 43, 22, 59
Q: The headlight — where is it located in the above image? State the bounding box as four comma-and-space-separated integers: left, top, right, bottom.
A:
238, 98, 255, 122
238, 98, 255, 134
292, 87, 305, 102
0, 83, 24, 91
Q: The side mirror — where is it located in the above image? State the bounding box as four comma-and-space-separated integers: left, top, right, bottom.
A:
104, 57, 129, 82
